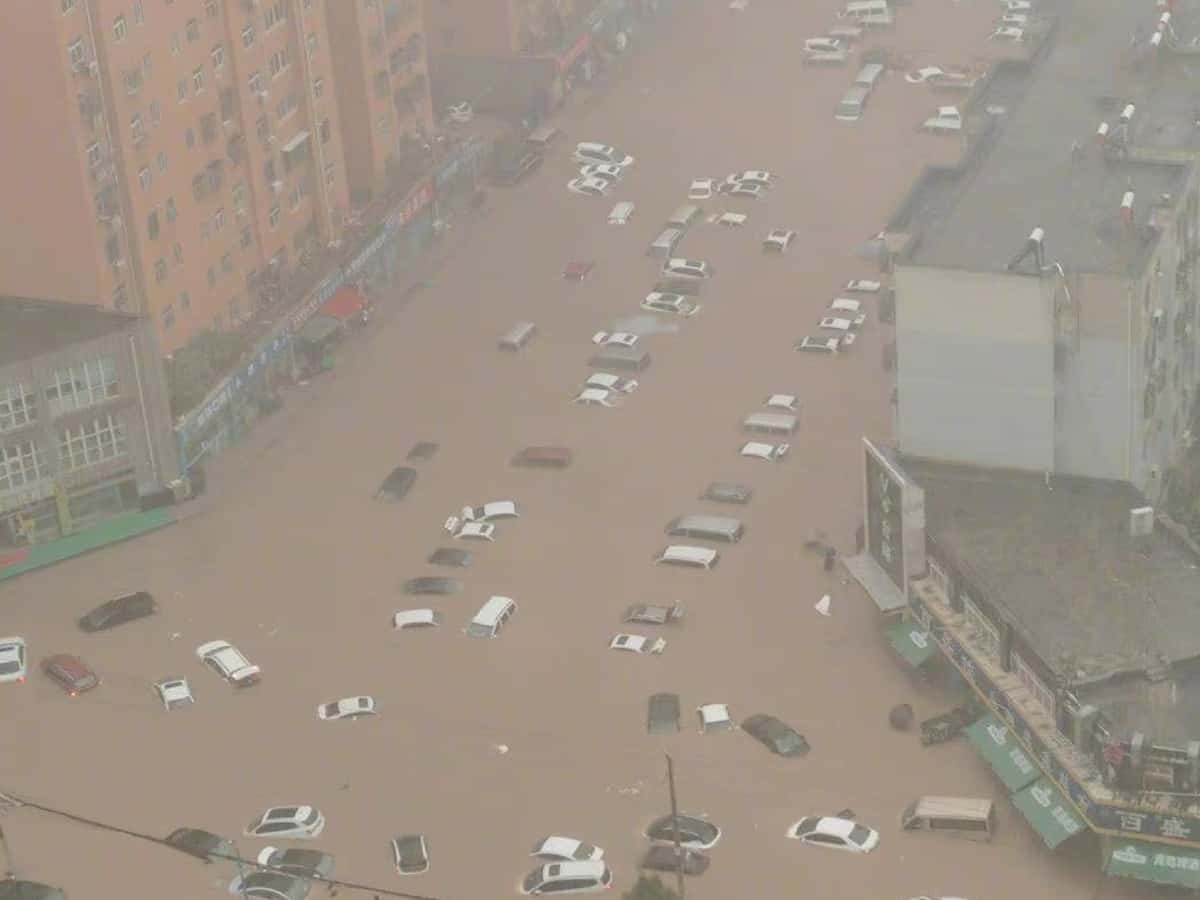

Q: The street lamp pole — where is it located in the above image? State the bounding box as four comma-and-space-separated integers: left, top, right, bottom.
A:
665, 753, 685, 900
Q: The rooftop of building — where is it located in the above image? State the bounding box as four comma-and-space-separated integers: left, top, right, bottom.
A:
900, 458, 1200, 691
0, 295, 140, 366
903, 0, 1193, 277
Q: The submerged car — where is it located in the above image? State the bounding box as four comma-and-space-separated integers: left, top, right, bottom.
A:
196, 640, 261, 687
697, 703, 734, 732
79, 590, 157, 632
42, 654, 99, 696
155, 677, 195, 710
700, 482, 753, 505
585, 372, 638, 394
624, 603, 684, 625
392, 833, 430, 874
742, 713, 809, 756
375, 466, 417, 501
648, 692, 681, 734
641, 845, 710, 876
316, 696, 377, 720
245, 806, 325, 840
645, 815, 722, 850
256, 846, 335, 880
762, 229, 796, 253
530, 836, 605, 862
165, 827, 235, 863
740, 441, 789, 462
787, 816, 879, 853
591, 331, 639, 348
610, 633, 666, 655
521, 861, 612, 895
0, 637, 27, 684
402, 576, 463, 596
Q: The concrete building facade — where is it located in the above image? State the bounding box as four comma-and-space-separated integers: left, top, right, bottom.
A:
0, 296, 179, 546
325, 0, 434, 203
0, 0, 368, 354
424, 0, 588, 57
888, 1, 1200, 504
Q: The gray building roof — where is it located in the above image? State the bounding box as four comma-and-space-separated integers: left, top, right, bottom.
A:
908, 0, 1191, 276
903, 459, 1200, 687
0, 295, 139, 367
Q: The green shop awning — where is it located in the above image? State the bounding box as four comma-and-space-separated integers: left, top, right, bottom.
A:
965, 715, 1040, 792
887, 620, 936, 668
1011, 778, 1086, 849
1107, 840, 1200, 889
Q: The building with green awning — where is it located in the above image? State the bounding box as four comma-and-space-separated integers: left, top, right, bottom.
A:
1011, 778, 1085, 849
1106, 840, 1200, 889
964, 715, 1039, 792
886, 619, 936, 668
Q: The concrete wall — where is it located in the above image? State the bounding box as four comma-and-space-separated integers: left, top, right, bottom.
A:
895, 265, 1056, 472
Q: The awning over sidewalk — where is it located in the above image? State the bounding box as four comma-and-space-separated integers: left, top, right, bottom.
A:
965, 715, 1040, 792
1106, 840, 1200, 889
1011, 778, 1085, 849
886, 619, 936, 668
842, 552, 907, 613
322, 286, 366, 321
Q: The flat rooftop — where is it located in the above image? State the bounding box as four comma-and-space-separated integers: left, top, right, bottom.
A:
907, 0, 1191, 276
902, 459, 1200, 689
0, 295, 139, 366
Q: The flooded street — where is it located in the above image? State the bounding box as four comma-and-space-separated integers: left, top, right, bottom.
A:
0, 1, 1161, 897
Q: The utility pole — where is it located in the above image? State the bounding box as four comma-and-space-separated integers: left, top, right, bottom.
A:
665, 754, 685, 900
0, 824, 11, 878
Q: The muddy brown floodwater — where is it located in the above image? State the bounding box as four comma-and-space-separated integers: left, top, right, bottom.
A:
0, 1, 1165, 898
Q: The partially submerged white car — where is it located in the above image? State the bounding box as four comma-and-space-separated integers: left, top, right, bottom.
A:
763, 229, 796, 252
585, 372, 638, 394
741, 441, 789, 461
591, 331, 639, 348
905, 66, 944, 84
828, 298, 867, 325
573, 388, 621, 408
610, 633, 667, 655
787, 816, 880, 853
0, 637, 27, 684
688, 177, 715, 200
444, 518, 496, 541
698, 703, 734, 733
844, 279, 881, 293
922, 106, 962, 133
155, 677, 195, 710
393, 609, 442, 630
317, 695, 377, 719
642, 292, 700, 317
461, 501, 520, 522
715, 212, 748, 228
195, 640, 261, 687
245, 806, 326, 840
764, 393, 798, 412
567, 176, 612, 197
818, 316, 859, 345
530, 837, 606, 862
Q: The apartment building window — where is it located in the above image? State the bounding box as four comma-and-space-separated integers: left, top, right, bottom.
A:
269, 205, 280, 228
962, 594, 1001, 662
161, 305, 175, 330
240, 226, 252, 249
201, 112, 218, 143
186, 18, 199, 42
67, 39, 86, 69
264, 159, 276, 183
312, 76, 324, 99
177, 80, 188, 103
149, 100, 160, 126
123, 68, 142, 95
147, 211, 159, 240
229, 296, 243, 322
255, 115, 270, 145
269, 49, 290, 78
265, 2, 288, 30
166, 197, 176, 222
170, 33, 181, 55
58, 415, 127, 472
211, 44, 224, 72
138, 166, 151, 191
303, 0, 313, 11
376, 114, 390, 134
306, 33, 318, 57
154, 258, 167, 282
192, 67, 205, 93
179, 290, 191, 310
0, 385, 36, 433
242, 25, 256, 48
105, 235, 120, 266
200, 219, 210, 240
207, 267, 216, 288
0, 441, 43, 492
133, 1, 144, 24
168, 242, 181, 266
214, 207, 225, 231
320, 118, 331, 144
61, 0, 76, 12
45, 359, 118, 416
86, 142, 102, 168
221, 252, 233, 273
131, 113, 144, 144
112, 283, 128, 310
113, 16, 127, 41
142, 51, 152, 74
204, 0, 218, 17
220, 87, 235, 123
288, 184, 301, 210
232, 181, 245, 211
156, 150, 167, 173
186, 128, 198, 150
248, 71, 264, 95
324, 162, 335, 186
1013, 651, 1055, 719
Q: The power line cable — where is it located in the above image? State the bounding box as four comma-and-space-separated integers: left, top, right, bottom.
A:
0, 790, 443, 900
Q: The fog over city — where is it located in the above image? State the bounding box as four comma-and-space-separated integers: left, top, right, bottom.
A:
2, 0, 1198, 898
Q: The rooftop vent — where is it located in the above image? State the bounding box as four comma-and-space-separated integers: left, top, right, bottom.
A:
1130, 506, 1154, 537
